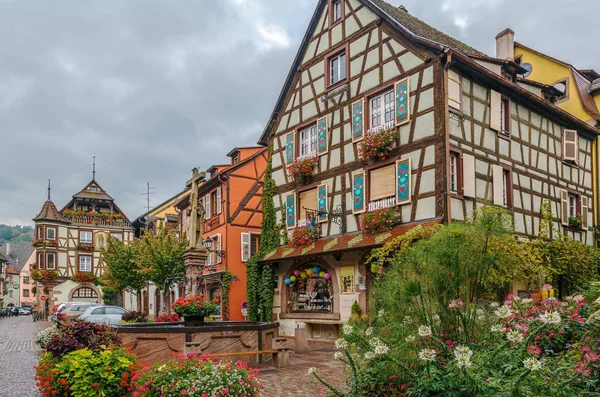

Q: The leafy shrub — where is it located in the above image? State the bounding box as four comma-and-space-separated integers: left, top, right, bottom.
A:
34, 326, 60, 349
36, 347, 137, 397
132, 354, 262, 397
155, 313, 180, 323
121, 311, 149, 323
45, 321, 121, 358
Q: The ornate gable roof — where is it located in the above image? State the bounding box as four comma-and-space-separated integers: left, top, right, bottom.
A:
72, 180, 114, 201
33, 200, 71, 224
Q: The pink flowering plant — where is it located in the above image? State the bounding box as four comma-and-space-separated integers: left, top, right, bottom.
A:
287, 155, 317, 183
359, 127, 397, 162
131, 354, 262, 397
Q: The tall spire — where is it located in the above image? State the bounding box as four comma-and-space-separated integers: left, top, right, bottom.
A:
92, 156, 96, 180
47, 179, 51, 201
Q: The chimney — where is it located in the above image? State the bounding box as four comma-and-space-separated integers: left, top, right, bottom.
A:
495, 28, 515, 60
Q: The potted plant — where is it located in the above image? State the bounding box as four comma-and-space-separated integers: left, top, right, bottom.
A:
358, 127, 397, 163
287, 155, 318, 184
171, 294, 219, 326
290, 225, 320, 248
568, 213, 583, 228
361, 207, 402, 235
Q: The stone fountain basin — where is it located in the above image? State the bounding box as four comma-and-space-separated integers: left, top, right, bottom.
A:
114, 321, 280, 365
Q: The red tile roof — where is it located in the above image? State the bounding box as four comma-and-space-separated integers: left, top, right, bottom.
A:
259, 218, 442, 264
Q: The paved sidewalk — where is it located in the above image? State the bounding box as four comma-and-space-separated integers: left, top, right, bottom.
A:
0, 315, 50, 397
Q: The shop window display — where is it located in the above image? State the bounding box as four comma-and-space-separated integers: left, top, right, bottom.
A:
285, 265, 333, 313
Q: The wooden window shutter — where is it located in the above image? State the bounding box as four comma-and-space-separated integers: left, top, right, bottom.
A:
285, 131, 296, 165
490, 90, 501, 131
216, 234, 222, 264
396, 158, 412, 205
298, 188, 318, 221
560, 189, 569, 226
205, 194, 211, 219
216, 187, 222, 214
581, 196, 589, 228
241, 233, 251, 262
285, 193, 297, 229
462, 153, 476, 198
352, 171, 366, 214
351, 100, 364, 141
317, 116, 328, 155
369, 165, 395, 200
394, 78, 410, 126
317, 183, 328, 223
492, 165, 504, 206
563, 129, 578, 161
447, 70, 461, 110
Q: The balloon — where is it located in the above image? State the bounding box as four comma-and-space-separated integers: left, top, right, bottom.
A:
371, 264, 379, 273
319, 271, 325, 278
284, 278, 291, 285
300, 271, 307, 279
290, 275, 297, 282
306, 268, 313, 275
324, 273, 331, 280
294, 270, 301, 277
313, 266, 320, 273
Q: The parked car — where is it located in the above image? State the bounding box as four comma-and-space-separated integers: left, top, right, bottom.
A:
52, 302, 94, 324
57, 303, 96, 326
79, 306, 129, 325
19, 307, 32, 315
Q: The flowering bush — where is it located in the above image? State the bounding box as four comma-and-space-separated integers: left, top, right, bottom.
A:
31, 239, 59, 248
287, 155, 317, 183
34, 326, 60, 349
171, 294, 219, 317
131, 354, 262, 397
155, 313, 181, 323
120, 311, 149, 324
36, 347, 137, 397
289, 225, 320, 247
70, 272, 98, 284
45, 321, 121, 358
359, 127, 397, 162
361, 207, 402, 235
30, 269, 59, 283
76, 242, 95, 252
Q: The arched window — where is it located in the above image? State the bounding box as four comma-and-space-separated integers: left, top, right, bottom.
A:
72, 287, 98, 301
285, 265, 333, 313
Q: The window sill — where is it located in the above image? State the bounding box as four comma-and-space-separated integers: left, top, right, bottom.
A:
450, 191, 464, 199
279, 312, 340, 320
329, 18, 344, 29
498, 131, 511, 141
564, 225, 587, 233
562, 160, 579, 168
325, 79, 349, 93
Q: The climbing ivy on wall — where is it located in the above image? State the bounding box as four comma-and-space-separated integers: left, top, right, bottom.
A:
221, 269, 233, 321
246, 148, 280, 322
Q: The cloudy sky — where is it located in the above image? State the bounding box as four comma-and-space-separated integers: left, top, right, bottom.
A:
0, 0, 597, 226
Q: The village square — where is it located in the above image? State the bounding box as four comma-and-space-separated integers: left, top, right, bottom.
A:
1, 0, 600, 396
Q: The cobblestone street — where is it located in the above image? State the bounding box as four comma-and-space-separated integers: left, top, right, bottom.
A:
0, 316, 49, 397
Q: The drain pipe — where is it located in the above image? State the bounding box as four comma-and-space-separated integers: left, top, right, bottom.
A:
443, 49, 453, 223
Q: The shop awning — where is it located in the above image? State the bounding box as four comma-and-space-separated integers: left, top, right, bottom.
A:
259, 218, 442, 264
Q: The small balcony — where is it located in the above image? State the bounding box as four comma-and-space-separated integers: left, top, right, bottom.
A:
368, 196, 396, 212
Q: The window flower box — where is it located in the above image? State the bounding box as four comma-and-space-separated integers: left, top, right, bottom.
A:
287, 155, 318, 184
568, 214, 583, 229
361, 207, 402, 235
70, 272, 98, 285
31, 239, 59, 248
30, 269, 59, 283
290, 225, 320, 248
359, 127, 397, 163
76, 243, 95, 252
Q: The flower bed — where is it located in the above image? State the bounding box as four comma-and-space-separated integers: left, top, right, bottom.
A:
76, 242, 95, 252
287, 155, 317, 183
155, 313, 180, 323
358, 127, 397, 162
30, 269, 59, 283
31, 239, 58, 248
131, 354, 262, 397
361, 207, 402, 235
290, 225, 320, 247
70, 272, 98, 284
171, 294, 219, 317
120, 311, 149, 324
34, 326, 60, 349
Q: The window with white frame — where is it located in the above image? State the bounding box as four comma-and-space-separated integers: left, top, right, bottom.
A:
449, 152, 459, 193
110, 233, 123, 241
329, 51, 346, 85
79, 231, 92, 244
370, 89, 395, 131
46, 227, 56, 240
332, 0, 342, 21
46, 253, 56, 270
569, 193, 578, 218
37, 226, 43, 240
300, 125, 317, 158
37, 252, 44, 268
79, 255, 92, 272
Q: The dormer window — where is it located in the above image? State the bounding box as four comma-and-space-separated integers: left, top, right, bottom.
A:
232, 155, 240, 164
329, 0, 344, 27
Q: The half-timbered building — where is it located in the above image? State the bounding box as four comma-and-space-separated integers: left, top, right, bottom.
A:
257, 0, 599, 337
32, 179, 135, 313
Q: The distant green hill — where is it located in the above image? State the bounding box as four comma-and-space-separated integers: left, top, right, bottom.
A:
0, 224, 34, 244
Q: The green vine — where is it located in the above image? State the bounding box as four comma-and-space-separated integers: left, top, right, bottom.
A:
246, 256, 260, 321
221, 269, 233, 321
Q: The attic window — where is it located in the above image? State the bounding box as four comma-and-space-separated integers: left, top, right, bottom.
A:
521, 63, 532, 78
553, 79, 568, 100
329, 0, 345, 27
232, 155, 240, 164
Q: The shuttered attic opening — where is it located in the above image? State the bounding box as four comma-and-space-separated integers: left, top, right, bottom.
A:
369, 164, 395, 200
562, 129, 578, 162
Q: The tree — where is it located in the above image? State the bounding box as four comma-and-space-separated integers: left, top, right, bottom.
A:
135, 226, 187, 313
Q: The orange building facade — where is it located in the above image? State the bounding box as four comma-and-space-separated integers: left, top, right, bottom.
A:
177, 147, 267, 321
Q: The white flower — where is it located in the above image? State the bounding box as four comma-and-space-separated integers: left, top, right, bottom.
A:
335, 338, 348, 350
373, 343, 389, 356
157, 364, 166, 372
342, 323, 354, 335
571, 294, 584, 302
432, 314, 441, 325
456, 354, 472, 368
512, 295, 521, 302
418, 348, 437, 362
490, 325, 503, 333
494, 305, 513, 318
521, 298, 533, 304
308, 367, 317, 375
490, 302, 500, 308
506, 330, 524, 344
454, 345, 473, 359
403, 316, 413, 325
418, 325, 432, 337
334, 351, 344, 360
523, 357, 542, 371
539, 311, 561, 325
364, 351, 375, 360
378, 309, 386, 317
405, 335, 416, 343
365, 327, 373, 336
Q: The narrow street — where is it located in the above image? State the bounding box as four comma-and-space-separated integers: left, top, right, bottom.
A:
0, 316, 49, 397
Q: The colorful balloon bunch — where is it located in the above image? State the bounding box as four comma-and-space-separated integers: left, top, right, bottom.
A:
284, 266, 331, 285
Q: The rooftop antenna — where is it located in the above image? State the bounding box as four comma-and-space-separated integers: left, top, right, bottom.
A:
47, 179, 52, 201
92, 156, 96, 180
141, 182, 156, 212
